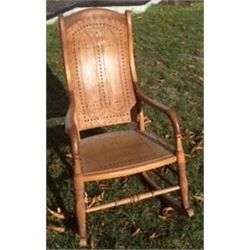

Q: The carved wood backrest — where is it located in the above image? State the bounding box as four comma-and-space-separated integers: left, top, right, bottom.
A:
59, 8, 138, 131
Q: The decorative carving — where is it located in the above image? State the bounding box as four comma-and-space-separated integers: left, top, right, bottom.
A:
66, 13, 136, 130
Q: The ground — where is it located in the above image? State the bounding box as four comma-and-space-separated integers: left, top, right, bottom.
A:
47, 2, 203, 249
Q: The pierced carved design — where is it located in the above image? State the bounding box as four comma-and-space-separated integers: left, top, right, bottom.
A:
66, 14, 136, 130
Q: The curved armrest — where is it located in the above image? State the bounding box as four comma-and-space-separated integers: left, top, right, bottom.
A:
135, 87, 181, 135
65, 91, 80, 157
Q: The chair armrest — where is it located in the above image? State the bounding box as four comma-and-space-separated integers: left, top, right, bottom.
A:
135, 87, 181, 136
65, 91, 80, 157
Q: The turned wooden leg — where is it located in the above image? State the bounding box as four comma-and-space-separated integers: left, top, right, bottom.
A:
74, 177, 87, 247
73, 156, 87, 248
177, 161, 189, 208
176, 135, 194, 217
177, 161, 194, 217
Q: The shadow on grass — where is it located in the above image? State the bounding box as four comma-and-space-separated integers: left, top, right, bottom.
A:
47, 64, 76, 231
47, 64, 68, 119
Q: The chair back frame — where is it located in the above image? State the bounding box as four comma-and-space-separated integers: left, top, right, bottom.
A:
59, 8, 142, 131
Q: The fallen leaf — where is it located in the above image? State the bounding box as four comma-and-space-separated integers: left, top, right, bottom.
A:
183, 128, 195, 142
158, 215, 168, 221
198, 76, 204, 82
47, 207, 65, 220
90, 239, 97, 249
170, 70, 178, 78
131, 227, 141, 237
190, 133, 204, 154
87, 192, 105, 208
162, 207, 175, 217
47, 225, 65, 233
48, 161, 60, 172
149, 230, 167, 240
144, 116, 152, 126
191, 145, 203, 154
149, 232, 157, 240
187, 64, 195, 69
193, 195, 204, 203
183, 129, 204, 155
65, 153, 72, 159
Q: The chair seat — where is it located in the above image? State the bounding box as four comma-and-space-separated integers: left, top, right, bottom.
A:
80, 130, 177, 181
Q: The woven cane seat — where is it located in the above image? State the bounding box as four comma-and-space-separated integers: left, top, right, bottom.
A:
80, 130, 176, 180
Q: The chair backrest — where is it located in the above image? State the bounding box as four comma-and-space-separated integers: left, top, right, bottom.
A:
59, 8, 138, 131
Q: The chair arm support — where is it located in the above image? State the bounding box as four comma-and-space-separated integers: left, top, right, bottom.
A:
135, 87, 181, 135
65, 91, 80, 157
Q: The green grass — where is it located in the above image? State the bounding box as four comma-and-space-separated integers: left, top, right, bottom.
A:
47, 3, 203, 249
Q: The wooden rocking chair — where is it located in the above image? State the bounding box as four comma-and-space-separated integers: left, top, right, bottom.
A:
58, 8, 194, 247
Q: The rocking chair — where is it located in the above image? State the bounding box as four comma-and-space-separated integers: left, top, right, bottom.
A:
58, 8, 193, 247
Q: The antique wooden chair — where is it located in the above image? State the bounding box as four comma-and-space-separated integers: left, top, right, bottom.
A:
58, 8, 194, 247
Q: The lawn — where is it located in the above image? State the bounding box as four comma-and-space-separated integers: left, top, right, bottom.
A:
47, 2, 203, 249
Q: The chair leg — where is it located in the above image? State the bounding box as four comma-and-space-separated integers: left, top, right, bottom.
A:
74, 178, 87, 247
177, 160, 194, 217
